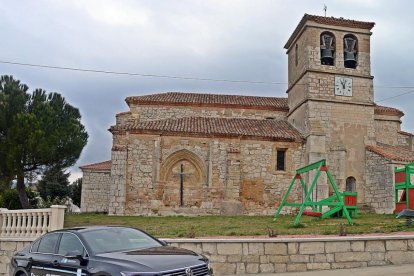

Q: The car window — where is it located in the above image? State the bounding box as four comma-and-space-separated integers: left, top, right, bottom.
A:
31, 238, 41, 252
81, 228, 161, 254
58, 233, 85, 256
37, 233, 60, 254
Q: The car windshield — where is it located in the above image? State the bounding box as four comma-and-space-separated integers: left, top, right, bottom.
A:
81, 228, 162, 254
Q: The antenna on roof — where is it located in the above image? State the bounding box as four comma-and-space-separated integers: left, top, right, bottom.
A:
323, 4, 327, 17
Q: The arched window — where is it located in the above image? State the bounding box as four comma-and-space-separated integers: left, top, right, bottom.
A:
320, 31, 335, 66
344, 34, 358, 68
346, 176, 356, 192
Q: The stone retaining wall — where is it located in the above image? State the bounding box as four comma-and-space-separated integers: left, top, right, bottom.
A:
2, 235, 414, 275
166, 235, 414, 275
0, 239, 33, 275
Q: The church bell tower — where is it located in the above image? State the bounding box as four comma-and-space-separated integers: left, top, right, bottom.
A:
285, 14, 375, 200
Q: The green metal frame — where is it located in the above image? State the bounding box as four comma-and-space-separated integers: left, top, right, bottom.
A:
394, 161, 414, 210
274, 159, 354, 226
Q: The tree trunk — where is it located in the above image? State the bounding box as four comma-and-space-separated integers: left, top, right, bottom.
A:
16, 173, 32, 209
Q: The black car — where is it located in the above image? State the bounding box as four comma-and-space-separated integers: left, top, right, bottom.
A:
11, 226, 213, 276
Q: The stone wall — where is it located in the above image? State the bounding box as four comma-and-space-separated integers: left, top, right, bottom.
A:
110, 134, 305, 216
3, 236, 414, 276
374, 116, 401, 146
365, 150, 395, 213
127, 105, 288, 123
167, 235, 414, 275
0, 239, 33, 276
80, 169, 111, 213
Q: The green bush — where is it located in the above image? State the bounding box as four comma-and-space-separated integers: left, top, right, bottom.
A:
0, 188, 40, 209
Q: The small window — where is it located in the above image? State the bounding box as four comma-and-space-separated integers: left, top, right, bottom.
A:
30, 238, 41, 253
276, 149, 286, 171
58, 233, 85, 256
295, 44, 298, 66
37, 233, 60, 254
346, 176, 356, 192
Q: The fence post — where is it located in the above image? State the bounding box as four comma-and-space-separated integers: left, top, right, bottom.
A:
0, 208, 8, 236
50, 205, 66, 231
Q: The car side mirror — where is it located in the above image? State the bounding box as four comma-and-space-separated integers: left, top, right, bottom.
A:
159, 240, 168, 246
66, 251, 88, 266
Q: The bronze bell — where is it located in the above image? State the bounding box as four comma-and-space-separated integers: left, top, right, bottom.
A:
344, 51, 356, 68
321, 49, 334, 65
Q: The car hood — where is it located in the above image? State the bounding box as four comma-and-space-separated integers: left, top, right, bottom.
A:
95, 246, 206, 272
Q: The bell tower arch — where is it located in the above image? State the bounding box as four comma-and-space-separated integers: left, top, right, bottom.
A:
284, 14, 375, 201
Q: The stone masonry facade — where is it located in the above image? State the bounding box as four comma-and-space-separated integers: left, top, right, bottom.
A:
81, 14, 414, 216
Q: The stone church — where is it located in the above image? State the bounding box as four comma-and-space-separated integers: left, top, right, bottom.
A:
80, 14, 414, 216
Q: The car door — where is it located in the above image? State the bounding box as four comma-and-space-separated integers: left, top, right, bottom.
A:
30, 232, 62, 276
56, 232, 89, 276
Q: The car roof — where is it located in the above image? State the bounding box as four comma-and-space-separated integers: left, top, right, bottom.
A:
51, 225, 134, 234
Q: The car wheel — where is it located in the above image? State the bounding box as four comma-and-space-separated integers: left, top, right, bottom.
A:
16, 272, 28, 276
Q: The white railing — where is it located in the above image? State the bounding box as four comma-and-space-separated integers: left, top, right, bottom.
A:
0, 205, 66, 239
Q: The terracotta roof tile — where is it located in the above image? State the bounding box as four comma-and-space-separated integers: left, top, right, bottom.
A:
285, 14, 375, 49
398, 130, 413, 137
366, 143, 414, 162
116, 111, 131, 117
374, 105, 404, 117
110, 117, 303, 142
80, 160, 111, 171
126, 92, 289, 111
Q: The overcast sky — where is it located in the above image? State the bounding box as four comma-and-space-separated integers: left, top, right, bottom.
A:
1, 0, 413, 182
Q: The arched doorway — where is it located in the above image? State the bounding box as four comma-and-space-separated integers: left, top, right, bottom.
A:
159, 150, 206, 207
346, 176, 356, 192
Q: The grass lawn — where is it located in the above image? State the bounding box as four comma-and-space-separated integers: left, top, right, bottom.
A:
64, 213, 414, 238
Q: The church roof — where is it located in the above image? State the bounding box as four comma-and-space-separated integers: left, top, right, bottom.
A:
80, 160, 111, 171
285, 14, 375, 49
366, 143, 414, 162
374, 105, 404, 117
125, 92, 289, 111
110, 117, 303, 142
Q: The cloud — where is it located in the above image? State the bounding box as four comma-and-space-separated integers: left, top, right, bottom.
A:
0, 0, 413, 181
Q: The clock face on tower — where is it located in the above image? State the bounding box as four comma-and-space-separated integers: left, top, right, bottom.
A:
334, 76, 353, 96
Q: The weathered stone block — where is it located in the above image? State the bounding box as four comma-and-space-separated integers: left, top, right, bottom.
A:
351, 241, 365, 252
264, 243, 287, 255
335, 252, 371, 262
325, 241, 351, 253
227, 255, 241, 262
307, 262, 331, 270
287, 263, 307, 272
288, 242, 299, 254
290, 254, 309, 263
217, 243, 242, 255
209, 255, 227, 263
235, 263, 246, 274
274, 263, 287, 273
299, 242, 324, 254
246, 263, 259, 274
269, 255, 289, 263
331, 262, 367, 269
202, 243, 217, 254
366, 241, 385, 252
260, 263, 274, 273
0, 242, 16, 251
386, 251, 414, 264
248, 243, 264, 255
211, 263, 236, 275
242, 255, 260, 263
386, 240, 407, 251
371, 252, 385, 261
